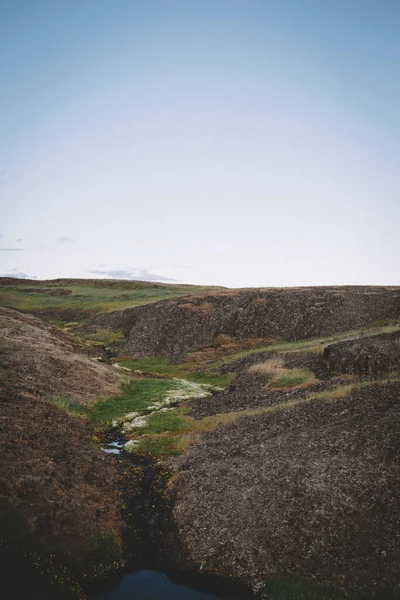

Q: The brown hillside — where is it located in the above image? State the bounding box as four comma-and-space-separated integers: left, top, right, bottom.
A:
0, 307, 123, 402
0, 389, 121, 558
0, 308, 125, 592
172, 381, 400, 596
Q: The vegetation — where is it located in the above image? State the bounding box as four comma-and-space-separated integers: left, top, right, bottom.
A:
272, 371, 313, 387
115, 356, 235, 387
249, 359, 315, 388
0, 280, 225, 322
260, 575, 344, 599
0, 499, 123, 600
217, 319, 400, 367
88, 379, 174, 425
123, 372, 400, 459
134, 407, 191, 436
47, 395, 85, 417
82, 329, 125, 344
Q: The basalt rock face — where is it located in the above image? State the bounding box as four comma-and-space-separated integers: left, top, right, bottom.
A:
122, 287, 400, 357
324, 330, 400, 379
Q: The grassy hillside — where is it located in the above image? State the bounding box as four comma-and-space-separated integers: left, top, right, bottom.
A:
0, 277, 226, 324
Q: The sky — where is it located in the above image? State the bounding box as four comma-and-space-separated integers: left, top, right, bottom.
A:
0, 0, 399, 287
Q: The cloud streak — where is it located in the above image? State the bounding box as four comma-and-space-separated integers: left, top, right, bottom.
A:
0, 271, 34, 279
87, 268, 178, 282
0, 247, 25, 251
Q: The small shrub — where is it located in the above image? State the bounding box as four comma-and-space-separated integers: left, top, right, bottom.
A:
83, 529, 123, 580
260, 575, 343, 600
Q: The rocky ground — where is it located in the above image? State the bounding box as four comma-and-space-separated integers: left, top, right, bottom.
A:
172, 381, 400, 596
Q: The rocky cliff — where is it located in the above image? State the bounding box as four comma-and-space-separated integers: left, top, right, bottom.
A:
104, 286, 400, 357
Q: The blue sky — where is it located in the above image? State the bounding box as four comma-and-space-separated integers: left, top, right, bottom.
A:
1, 0, 399, 286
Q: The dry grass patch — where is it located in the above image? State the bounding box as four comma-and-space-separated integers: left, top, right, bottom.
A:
249, 358, 316, 389
249, 357, 285, 375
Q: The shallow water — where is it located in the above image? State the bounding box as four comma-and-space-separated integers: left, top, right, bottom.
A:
103, 570, 219, 599
101, 440, 124, 455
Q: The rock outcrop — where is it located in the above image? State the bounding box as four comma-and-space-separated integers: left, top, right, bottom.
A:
324, 330, 400, 379
120, 286, 400, 357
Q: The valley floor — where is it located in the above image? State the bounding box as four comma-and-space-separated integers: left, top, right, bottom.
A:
1, 279, 399, 599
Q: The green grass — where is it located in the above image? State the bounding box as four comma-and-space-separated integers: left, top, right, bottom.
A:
117, 356, 182, 377
130, 435, 184, 458
115, 357, 235, 387
83, 330, 125, 344
188, 370, 235, 387
273, 374, 310, 387
135, 408, 191, 436
83, 379, 175, 425
48, 380, 183, 425
271, 368, 315, 388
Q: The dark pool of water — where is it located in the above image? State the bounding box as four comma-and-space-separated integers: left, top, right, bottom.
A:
102, 570, 219, 599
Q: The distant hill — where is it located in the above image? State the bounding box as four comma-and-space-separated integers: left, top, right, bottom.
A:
0, 277, 227, 324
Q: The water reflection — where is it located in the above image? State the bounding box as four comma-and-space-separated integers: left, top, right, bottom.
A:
105, 570, 219, 599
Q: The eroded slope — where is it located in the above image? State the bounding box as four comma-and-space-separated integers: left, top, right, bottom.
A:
0, 307, 122, 402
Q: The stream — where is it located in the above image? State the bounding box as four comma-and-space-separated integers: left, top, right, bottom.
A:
96, 377, 258, 600
93, 569, 236, 599
97, 437, 256, 600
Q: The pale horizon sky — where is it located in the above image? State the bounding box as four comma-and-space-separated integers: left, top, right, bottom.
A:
1, 0, 399, 287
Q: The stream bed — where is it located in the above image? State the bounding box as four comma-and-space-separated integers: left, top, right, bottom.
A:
97, 405, 257, 600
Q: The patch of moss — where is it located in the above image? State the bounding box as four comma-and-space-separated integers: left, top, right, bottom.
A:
260, 575, 343, 599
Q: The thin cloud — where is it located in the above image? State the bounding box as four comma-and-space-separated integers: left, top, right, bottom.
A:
0, 271, 35, 279
87, 268, 178, 282
16, 238, 23, 242
0, 247, 25, 251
